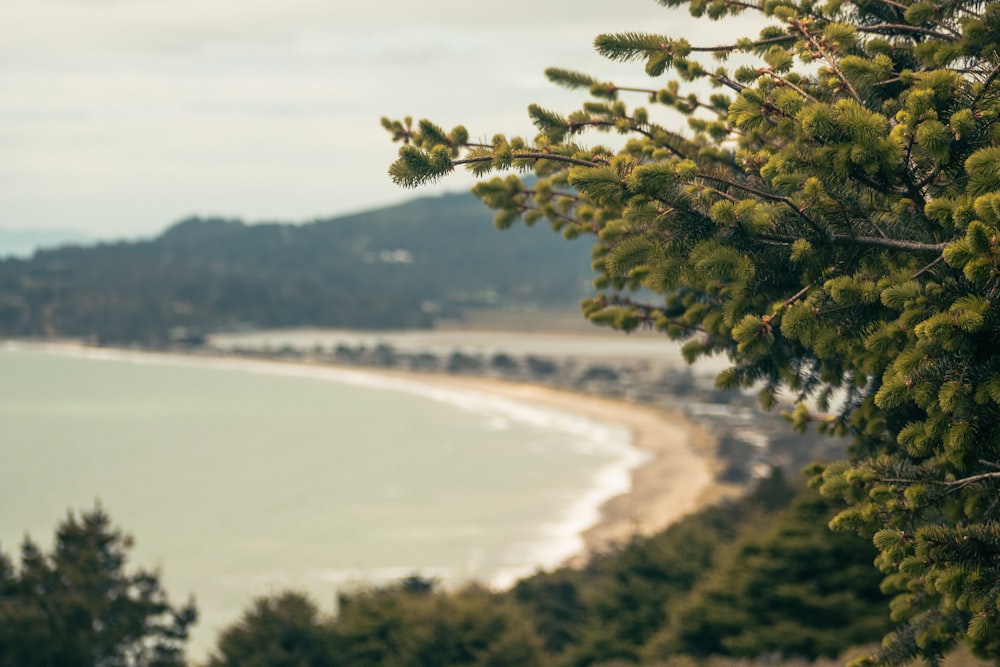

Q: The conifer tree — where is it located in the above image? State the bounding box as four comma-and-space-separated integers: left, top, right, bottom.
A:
387, 0, 1000, 663
0, 506, 196, 666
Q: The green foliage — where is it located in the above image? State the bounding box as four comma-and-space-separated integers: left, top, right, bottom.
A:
0, 193, 592, 342
646, 490, 890, 660
210, 579, 546, 667
207, 592, 333, 667
335, 581, 545, 667
208, 474, 888, 666
387, 0, 1000, 662
537, 471, 804, 666
0, 506, 196, 666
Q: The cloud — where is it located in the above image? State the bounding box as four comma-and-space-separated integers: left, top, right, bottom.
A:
0, 0, 764, 235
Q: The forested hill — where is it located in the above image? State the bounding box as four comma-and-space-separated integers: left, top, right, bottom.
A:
0, 193, 593, 343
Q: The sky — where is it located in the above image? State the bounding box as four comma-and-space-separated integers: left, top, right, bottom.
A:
2, 0, 735, 240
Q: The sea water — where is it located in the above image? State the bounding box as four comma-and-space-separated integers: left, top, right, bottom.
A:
0, 343, 642, 656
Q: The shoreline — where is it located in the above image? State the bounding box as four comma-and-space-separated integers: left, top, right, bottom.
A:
387, 370, 736, 563
5, 340, 739, 569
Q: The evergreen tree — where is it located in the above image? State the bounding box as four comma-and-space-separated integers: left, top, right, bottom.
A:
207, 592, 334, 667
646, 489, 889, 660
0, 506, 196, 666
387, 0, 1000, 663
330, 580, 545, 667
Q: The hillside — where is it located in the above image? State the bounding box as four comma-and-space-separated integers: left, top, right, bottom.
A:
0, 193, 593, 343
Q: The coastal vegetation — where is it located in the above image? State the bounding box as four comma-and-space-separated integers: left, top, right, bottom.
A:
0, 193, 590, 344
386, 0, 1000, 663
0, 506, 195, 666
5, 0, 999, 663
2, 477, 896, 667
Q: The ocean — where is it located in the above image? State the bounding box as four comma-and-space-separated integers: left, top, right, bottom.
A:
0, 342, 644, 657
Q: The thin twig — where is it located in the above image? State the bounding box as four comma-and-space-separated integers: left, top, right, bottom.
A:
912, 255, 945, 279
856, 23, 958, 40
697, 173, 825, 234
758, 231, 948, 253
685, 34, 797, 53
454, 152, 610, 170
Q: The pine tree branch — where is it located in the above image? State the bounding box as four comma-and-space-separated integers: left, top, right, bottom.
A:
611, 85, 657, 95
914, 163, 944, 191
794, 20, 864, 103
882, 471, 1000, 492
453, 152, 610, 170
525, 188, 579, 202
766, 72, 820, 103
590, 295, 707, 333
569, 118, 658, 142
829, 234, 947, 252
758, 232, 948, 253
892, 135, 938, 231
870, 0, 909, 10
712, 73, 747, 94
865, 0, 965, 38
763, 284, 813, 327
721, 0, 761, 12
856, 23, 959, 40
865, 217, 892, 240
685, 35, 797, 54
696, 173, 825, 233
603, 82, 731, 118
911, 255, 945, 279
971, 62, 1000, 108
594, 33, 794, 60
944, 471, 1000, 492
521, 203, 597, 233
780, 284, 812, 309
698, 184, 741, 203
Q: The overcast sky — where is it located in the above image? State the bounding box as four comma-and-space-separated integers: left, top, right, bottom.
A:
2, 0, 739, 239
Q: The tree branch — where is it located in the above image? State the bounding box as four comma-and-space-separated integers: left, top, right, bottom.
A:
696, 173, 825, 234
856, 23, 958, 40
886, 470, 1000, 492
766, 72, 820, 103
590, 295, 707, 333
794, 21, 863, 103
758, 232, 948, 253
944, 471, 1000, 492
685, 34, 797, 54
454, 152, 610, 170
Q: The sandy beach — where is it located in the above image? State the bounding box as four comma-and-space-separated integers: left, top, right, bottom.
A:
380, 370, 733, 563
207, 328, 740, 560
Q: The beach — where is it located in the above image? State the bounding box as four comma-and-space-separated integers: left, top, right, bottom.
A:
382, 369, 731, 564
8, 340, 734, 569
207, 327, 741, 561
2, 341, 736, 658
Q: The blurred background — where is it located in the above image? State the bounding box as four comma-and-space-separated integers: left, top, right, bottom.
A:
2, 0, 712, 246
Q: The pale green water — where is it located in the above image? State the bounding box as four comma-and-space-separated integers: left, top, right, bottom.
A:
0, 344, 639, 659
